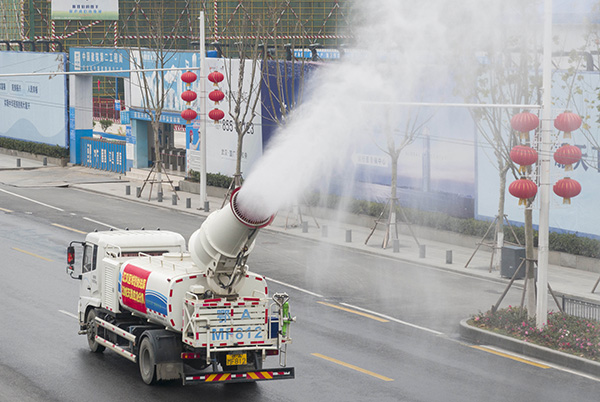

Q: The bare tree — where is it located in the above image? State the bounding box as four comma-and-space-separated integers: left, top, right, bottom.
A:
125, 0, 183, 198
366, 107, 433, 248
221, 20, 263, 191
461, 27, 542, 317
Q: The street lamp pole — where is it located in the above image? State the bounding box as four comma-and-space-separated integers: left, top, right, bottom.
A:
536, 0, 553, 329
199, 11, 208, 210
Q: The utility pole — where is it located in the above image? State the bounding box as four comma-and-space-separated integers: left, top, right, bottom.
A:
536, 0, 553, 329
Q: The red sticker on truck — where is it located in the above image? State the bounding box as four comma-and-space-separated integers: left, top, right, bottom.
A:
121, 264, 151, 313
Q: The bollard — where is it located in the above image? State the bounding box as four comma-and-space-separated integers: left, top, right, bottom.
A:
446, 250, 453, 264
136, 187, 142, 198
345, 229, 352, 243
43, 157, 48, 166
393, 239, 400, 253
16, 158, 21, 167
125, 185, 131, 196
172, 194, 177, 205
419, 244, 426, 258
158, 191, 163, 203
302, 221, 308, 233
204, 201, 210, 212
186, 198, 191, 209
322, 225, 328, 238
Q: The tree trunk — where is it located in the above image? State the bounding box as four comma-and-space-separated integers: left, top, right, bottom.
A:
524, 202, 536, 317
390, 154, 398, 242
495, 165, 509, 271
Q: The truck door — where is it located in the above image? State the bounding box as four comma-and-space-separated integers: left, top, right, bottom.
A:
79, 243, 100, 317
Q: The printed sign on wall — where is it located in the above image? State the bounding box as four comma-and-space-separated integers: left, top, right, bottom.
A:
51, 0, 119, 20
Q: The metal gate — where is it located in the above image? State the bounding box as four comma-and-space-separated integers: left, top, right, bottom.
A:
81, 137, 126, 173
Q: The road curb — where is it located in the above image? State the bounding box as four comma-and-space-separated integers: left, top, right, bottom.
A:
459, 318, 600, 377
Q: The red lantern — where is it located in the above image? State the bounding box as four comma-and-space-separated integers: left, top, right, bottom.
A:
208, 108, 225, 123
509, 145, 538, 174
209, 89, 225, 104
181, 71, 197, 84
181, 108, 197, 123
510, 112, 539, 141
553, 177, 581, 204
554, 111, 582, 139
181, 90, 197, 103
508, 178, 538, 206
553, 144, 582, 171
208, 70, 224, 86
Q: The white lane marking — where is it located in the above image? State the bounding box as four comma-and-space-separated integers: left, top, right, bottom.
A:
59, 310, 78, 320
0, 188, 64, 211
341, 302, 444, 336
264, 277, 324, 298
83, 216, 120, 230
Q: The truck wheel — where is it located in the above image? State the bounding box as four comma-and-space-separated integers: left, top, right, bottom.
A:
139, 337, 157, 385
86, 309, 105, 353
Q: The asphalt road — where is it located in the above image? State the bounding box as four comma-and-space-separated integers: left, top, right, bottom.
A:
1, 184, 599, 401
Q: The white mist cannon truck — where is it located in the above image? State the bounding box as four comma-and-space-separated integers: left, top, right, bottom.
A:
66, 188, 294, 385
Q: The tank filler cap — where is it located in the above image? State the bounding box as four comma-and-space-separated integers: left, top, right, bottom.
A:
189, 284, 205, 294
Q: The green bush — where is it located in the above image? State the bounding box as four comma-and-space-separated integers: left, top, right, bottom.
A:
98, 119, 113, 132
0, 137, 69, 158
187, 170, 234, 189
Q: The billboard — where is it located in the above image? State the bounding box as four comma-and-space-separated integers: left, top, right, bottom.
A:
51, 0, 119, 21
69, 47, 129, 77
0, 52, 68, 147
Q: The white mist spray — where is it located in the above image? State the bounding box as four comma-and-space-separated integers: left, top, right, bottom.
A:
237, 0, 520, 220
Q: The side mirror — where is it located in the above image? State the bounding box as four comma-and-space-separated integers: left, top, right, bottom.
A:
66, 244, 82, 280
67, 245, 75, 265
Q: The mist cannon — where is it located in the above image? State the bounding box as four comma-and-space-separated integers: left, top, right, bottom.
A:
188, 187, 274, 296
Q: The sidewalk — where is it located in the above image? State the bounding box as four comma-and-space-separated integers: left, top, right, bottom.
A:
1, 152, 600, 305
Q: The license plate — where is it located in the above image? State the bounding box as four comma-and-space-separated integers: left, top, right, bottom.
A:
226, 353, 247, 366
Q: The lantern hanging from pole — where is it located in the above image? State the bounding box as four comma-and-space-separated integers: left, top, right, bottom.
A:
208, 70, 224, 86
554, 111, 582, 139
553, 177, 581, 204
510, 111, 539, 141
209, 108, 225, 123
181, 71, 197, 84
181, 90, 197, 103
509, 145, 538, 174
181, 108, 197, 124
553, 144, 582, 171
208, 89, 225, 104
508, 178, 538, 206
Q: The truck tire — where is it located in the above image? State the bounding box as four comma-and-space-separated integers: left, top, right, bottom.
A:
86, 309, 105, 353
139, 337, 157, 385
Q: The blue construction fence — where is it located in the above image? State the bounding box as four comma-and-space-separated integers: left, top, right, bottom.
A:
81, 137, 126, 173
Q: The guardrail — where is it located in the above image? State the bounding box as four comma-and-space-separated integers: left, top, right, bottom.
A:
562, 296, 600, 321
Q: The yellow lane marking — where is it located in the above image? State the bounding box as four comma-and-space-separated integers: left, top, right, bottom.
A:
52, 223, 86, 234
312, 353, 394, 382
0, 207, 13, 213
317, 301, 389, 322
471, 345, 551, 369
12, 247, 53, 262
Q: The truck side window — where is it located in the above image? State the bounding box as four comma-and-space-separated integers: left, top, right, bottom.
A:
82, 244, 97, 273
